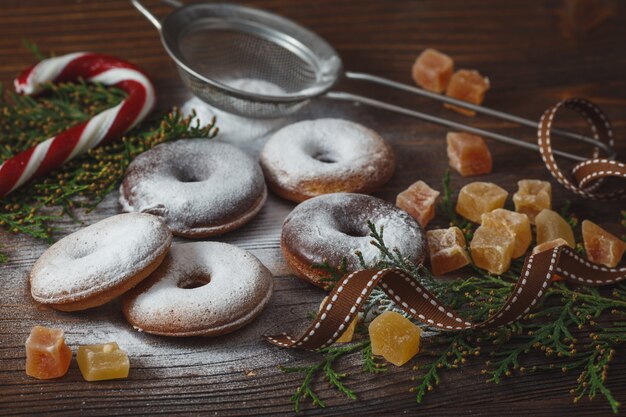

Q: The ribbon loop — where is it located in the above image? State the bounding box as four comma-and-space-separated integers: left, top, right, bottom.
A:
538, 98, 626, 200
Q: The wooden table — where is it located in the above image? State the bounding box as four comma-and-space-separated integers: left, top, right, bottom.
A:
1, 0, 625, 415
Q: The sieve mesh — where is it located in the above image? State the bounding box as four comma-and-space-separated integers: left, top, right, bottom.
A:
178, 27, 319, 95
158, 3, 341, 117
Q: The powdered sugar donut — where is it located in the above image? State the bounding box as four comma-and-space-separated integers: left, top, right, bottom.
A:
122, 242, 274, 337
119, 140, 267, 237
281, 193, 426, 287
30, 213, 172, 311
260, 119, 395, 202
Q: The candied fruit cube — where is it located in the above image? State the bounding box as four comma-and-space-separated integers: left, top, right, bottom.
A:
396, 180, 440, 228
481, 209, 531, 258
535, 209, 575, 248
532, 238, 571, 255
512, 180, 552, 224
582, 220, 626, 268
411, 48, 454, 93
427, 227, 470, 275
446, 132, 492, 177
444, 69, 490, 116
319, 298, 357, 343
532, 238, 570, 281
76, 342, 129, 382
455, 182, 508, 224
369, 311, 421, 366
470, 225, 515, 274
25, 326, 72, 380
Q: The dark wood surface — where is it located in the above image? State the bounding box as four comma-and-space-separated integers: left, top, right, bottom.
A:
1, 0, 626, 415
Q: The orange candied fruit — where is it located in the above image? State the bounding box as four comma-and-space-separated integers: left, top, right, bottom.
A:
446, 132, 492, 177
512, 180, 552, 224
25, 326, 72, 380
535, 209, 575, 248
76, 342, 130, 382
470, 224, 515, 275
444, 69, 490, 116
427, 227, 470, 275
455, 181, 508, 224
369, 311, 421, 366
481, 209, 531, 258
411, 48, 454, 93
319, 298, 357, 343
396, 180, 440, 228
582, 220, 626, 268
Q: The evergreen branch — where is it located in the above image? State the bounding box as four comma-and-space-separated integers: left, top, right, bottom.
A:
0, 79, 218, 257
280, 342, 368, 412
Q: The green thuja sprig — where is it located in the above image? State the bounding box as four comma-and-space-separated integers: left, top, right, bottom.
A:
283, 176, 626, 414
0, 83, 217, 258
280, 342, 367, 412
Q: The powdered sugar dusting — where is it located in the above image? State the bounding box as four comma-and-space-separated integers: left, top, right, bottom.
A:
124, 242, 273, 336
30, 213, 171, 303
260, 118, 393, 190
223, 78, 286, 96
119, 140, 266, 236
181, 78, 291, 155
282, 193, 426, 271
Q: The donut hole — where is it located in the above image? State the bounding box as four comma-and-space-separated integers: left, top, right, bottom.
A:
312, 152, 338, 164
178, 272, 211, 289
69, 242, 98, 259
172, 167, 209, 183
338, 222, 370, 238
305, 141, 340, 165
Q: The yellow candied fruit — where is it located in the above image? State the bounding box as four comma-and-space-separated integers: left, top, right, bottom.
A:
512, 180, 552, 224
25, 326, 72, 380
396, 180, 440, 228
77, 342, 129, 382
455, 181, 508, 224
411, 48, 454, 93
369, 311, 421, 366
532, 238, 571, 255
481, 209, 531, 258
470, 224, 515, 275
582, 220, 626, 268
426, 227, 470, 275
532, 238, 570, 282
535, 209, 575, 248
319, 298, 357, 343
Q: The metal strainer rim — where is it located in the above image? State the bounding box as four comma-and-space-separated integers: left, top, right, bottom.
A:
159, 2, 343, 103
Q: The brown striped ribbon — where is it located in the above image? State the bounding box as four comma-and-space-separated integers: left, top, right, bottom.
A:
265, 246, 626, 350
265, 98, 626, 350
538, 98, 626, 199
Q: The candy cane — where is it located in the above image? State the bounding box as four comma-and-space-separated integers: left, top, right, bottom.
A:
0, 52, 156, 198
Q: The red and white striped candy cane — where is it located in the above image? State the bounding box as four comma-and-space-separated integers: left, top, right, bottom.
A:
0, 52, 156, 198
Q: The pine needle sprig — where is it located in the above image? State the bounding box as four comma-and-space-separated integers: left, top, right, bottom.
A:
282, 174, 626, 413
280, 341, 368, 412
0, 79, 218, 253
439, 169, 473, 241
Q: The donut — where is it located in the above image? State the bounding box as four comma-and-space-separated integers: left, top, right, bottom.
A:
281, 193, 426, 287
30, 213, 172, 312
122, 242, 274, 337
260, 119, 395, 203
119, 140, 267, 237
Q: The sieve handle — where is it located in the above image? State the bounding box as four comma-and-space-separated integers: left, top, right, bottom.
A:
326, 90, 606, 163
130, 0, 183, 31
326, 72, 616, 162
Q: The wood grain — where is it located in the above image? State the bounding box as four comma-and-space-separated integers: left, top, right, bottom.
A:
1, 0, 625, 415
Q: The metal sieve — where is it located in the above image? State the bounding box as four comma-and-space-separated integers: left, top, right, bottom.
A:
131, 0, 616, 162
